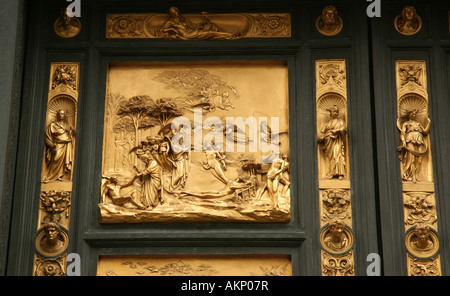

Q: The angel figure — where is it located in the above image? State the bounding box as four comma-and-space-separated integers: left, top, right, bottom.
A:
202, 141, 229, 184
397, 109, 430, 183
259, 120, 288, 146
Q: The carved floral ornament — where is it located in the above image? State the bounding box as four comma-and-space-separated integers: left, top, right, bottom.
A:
321, 189, 351, 223
39, 190, 72, 227
34, 255, 66, 276
403, 192, 437, 228
52, 65, 78, 91
106, 7, 291, 39
408, 254, 440, 276
322, 251, 354, 276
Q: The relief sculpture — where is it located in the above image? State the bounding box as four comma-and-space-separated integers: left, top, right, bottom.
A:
158, 7, 237, 40
397, 109, 430, 183
316, 60, 354, 276
317, 105, 347, 180
106, 7, 291, 39
99, 62, 290, 223
395, 60, 441, 276
34, 63, 79, 276
395, 62, 433, 185
394, 6, 422, 36
43, 108, 76, 183
97, 255, 292, 276
316, 5, 343, 36
54, 8, 81, 38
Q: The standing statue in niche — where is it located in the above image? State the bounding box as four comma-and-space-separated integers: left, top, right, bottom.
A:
43, 110, 75, 182
318, 105, 347, 180
397, 109, 430, 183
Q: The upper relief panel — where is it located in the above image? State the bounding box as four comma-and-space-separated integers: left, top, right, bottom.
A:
106, 6, 291, 40
99, 61, 291, 223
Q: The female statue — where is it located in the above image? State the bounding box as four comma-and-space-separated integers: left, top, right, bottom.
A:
397, 109, 430, 183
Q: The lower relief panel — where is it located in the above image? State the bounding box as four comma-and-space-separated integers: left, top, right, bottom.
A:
97, 254, 292, 276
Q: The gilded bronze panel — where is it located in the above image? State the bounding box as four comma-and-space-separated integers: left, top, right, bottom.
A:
97, 254, 292, 276
407, 254, 441, 276
315, 59, 354, 276
395, 60, 441, 276
33, 62, 80, 276
99, 61, 291, 223
106, 7, 291, 39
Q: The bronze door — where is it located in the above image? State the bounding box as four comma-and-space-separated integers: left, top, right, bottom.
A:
2, 0, 450, 277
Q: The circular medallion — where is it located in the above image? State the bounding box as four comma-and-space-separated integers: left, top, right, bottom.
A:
405, 225, 439, 259
320, 221, 353, 255
54, 15, 81, 38
35, 224, 69, 258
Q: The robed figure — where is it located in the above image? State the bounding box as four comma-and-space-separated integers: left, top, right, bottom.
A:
397, 110, 431, 183
318, 105, 347, 179
135, 150, 164, 208
44, 110, 75, 182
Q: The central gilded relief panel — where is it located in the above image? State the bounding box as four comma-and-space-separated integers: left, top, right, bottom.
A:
99, 61, 291, 223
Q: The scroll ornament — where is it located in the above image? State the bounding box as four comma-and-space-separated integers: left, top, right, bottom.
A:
322, 251, 354, 276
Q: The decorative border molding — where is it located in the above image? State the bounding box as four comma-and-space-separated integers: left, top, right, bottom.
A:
315, 59, 354, 276
395, 60, 441, 276
32, 62, 80, 276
